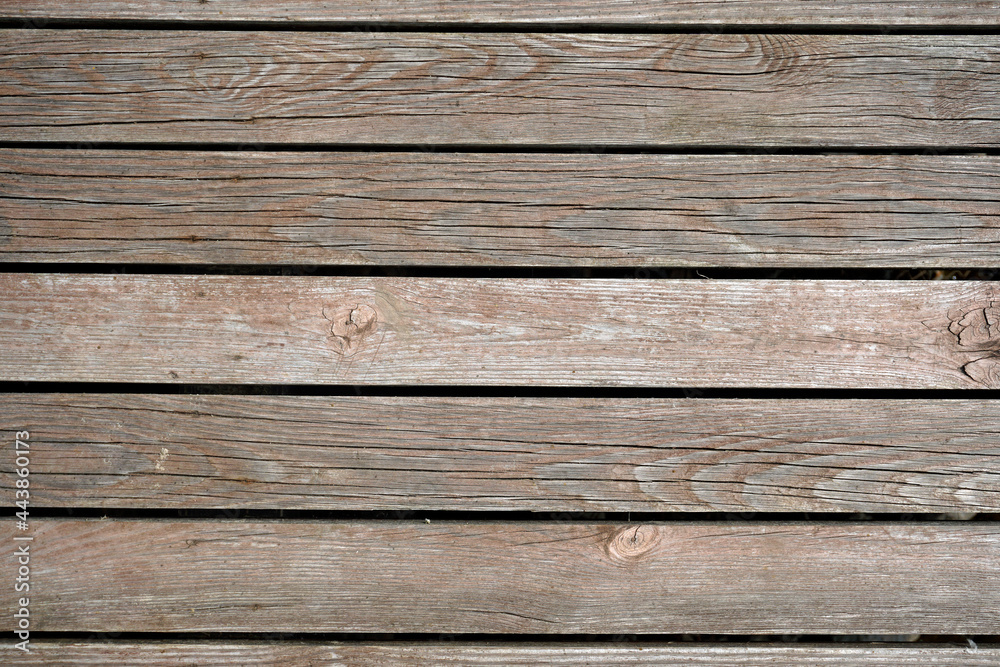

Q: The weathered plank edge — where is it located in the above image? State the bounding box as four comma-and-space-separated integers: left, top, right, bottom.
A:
2, 275, 998, 388
3, 394, 998, 512
10, 642, 1000, 666
3, 150, 999, 268
5, 1, 1000, 25
4, 519, 998, 634
5, 32, 1000, 147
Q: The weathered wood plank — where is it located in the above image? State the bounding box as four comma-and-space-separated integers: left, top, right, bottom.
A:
4, 150, 1000, 267
4, 394, 998, 512
6, 1, 1000, 26
3, 519, 998, 633
14, 642, 1000, 666
3, 32, 999, 146
2, 276, 998, 388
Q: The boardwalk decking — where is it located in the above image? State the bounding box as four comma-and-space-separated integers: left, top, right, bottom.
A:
1, 2, 998, 664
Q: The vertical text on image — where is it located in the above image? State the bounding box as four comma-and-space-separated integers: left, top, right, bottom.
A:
12, 430, 32, 654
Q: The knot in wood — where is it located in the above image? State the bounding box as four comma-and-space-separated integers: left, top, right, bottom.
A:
950, 302, 1000, 388
328, 304, 378, 356
962, 357, 1000, 388
605, 525, 660, 565
950, 301, 1000, 349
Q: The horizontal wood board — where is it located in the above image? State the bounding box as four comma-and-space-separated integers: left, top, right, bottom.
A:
11, 642, 1000, 666
2, 275, 999, 387
3, 150, 1000, 267
2, 394, 998, 512
6, 1, 1000, 25
2, 1, 997, 658
3, 32, 1000, 146
3, 519, 999, 634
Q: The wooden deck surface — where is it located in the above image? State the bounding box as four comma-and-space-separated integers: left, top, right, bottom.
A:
3, 150, 999, 267
3, 276, 1000, 387
4, 32, 1000, 146
9, 1, 1000, 26
9, 395, 997, 512
13, 642, 1000, 666
0, 1, 997, 664
17, 520, 1000, 634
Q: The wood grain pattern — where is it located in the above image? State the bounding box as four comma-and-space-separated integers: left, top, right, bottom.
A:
3, 519, 998, 633
14, 642, 1000, 666
6, 1, 1000, 26
3, 32, 1000, 146
4, 394, 998, 512
4, 150, 1000, 267
2, 275, 999, 388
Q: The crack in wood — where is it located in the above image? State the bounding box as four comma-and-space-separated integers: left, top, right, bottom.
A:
604, 524, 661, 565
950, 301, 1000, 388
324, 303, 379, 358
961, 356, 1000, 388
950, 302, 1000, 348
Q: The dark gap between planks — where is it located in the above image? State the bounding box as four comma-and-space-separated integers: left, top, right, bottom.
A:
1, 265, 998, 280
5, 383, 1000, 399
4, 141, 1000, 155
25, 509, 999, 521
5, 19, 1000, 35
20, 632, 1000, 643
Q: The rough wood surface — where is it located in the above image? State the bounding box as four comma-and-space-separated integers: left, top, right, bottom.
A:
14, 642, 1000, 666
6, 1, 1000, 26
2, 275, 999, 388
4, 150, 1000, 267
4, 394, 998, 512
3, 32, 1000, 146
3, 519, 998, 633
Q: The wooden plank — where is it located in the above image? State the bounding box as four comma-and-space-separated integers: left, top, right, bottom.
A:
4, 394, 999, 512
2, 275, 999, 388
4, 150, 1000, 267
3, 519, 998, 633
6, 1, 1000, 26
14, 642, 1000, 666
3, 32, 1000, 146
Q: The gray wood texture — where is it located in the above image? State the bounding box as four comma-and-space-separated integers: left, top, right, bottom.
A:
2, 275, 999, 388
14, 642, 1000, 666
3, 0, 997, 653
6, 1, 1000, 25
3, 519, 998, 633
3, 32, 999, 146
4, 394, 998, 512
4, 150, 999, 267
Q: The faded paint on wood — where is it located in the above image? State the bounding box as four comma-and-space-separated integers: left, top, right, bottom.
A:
14, 642, 1000, 666
3, 150, 999, 267
6, 1, 1000, 26
3, 519, 998, 633
1, 275, 998, 388
3, 32, 1000, 146
3, 394, 998, 512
